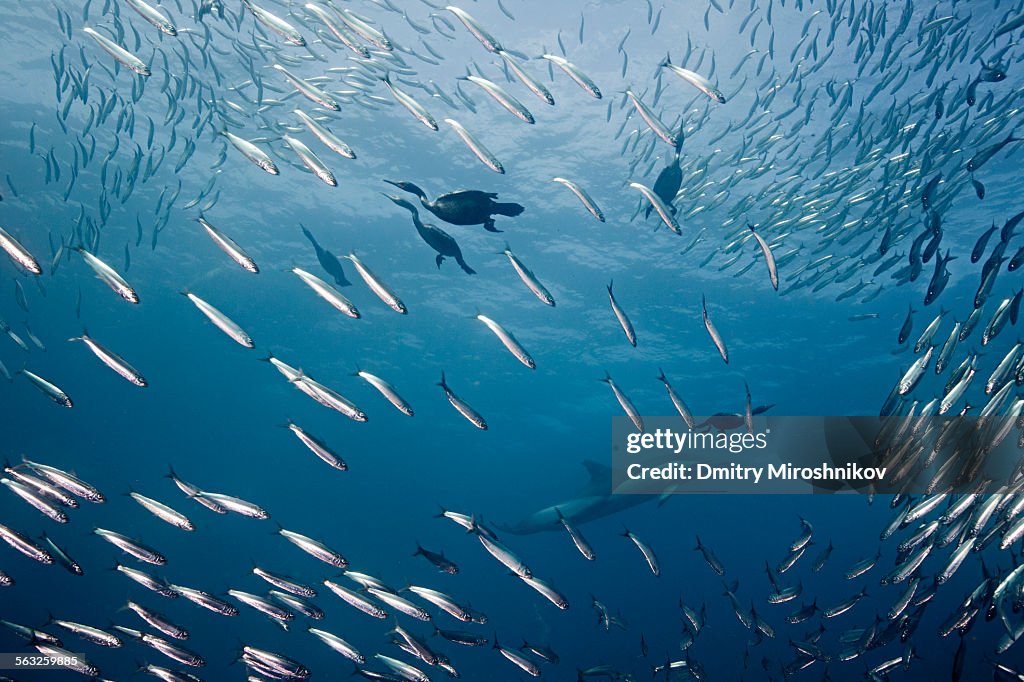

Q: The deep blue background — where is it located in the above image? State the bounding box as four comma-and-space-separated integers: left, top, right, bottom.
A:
1, 0, 1024, 680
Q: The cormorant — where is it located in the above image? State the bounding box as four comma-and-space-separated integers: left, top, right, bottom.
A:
383, 194, 476, 274
646, 152, 682, 219
383, 180, 524, 233
198, 0, 225, 20
646, 126, 684, 219
300, 224, 351, 286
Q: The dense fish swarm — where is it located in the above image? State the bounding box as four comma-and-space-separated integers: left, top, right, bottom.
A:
3, 0, 1024, 680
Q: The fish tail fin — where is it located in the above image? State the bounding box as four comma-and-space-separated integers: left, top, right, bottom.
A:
656, 367, 667, 383
413, 543, 424, 557
659, 52, 671, 68
694, 535, 703, 550
433, 505, 448, 518
437, 371, 447, 388
257, 351, 275, 363
598, 371, 611, 383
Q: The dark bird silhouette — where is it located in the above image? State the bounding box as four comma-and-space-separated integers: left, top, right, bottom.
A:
198, 0, 225, 20
646, 152, 682, 219
383, 194, 476, 274
300, 224, 351, 286
384, 180, 524, 233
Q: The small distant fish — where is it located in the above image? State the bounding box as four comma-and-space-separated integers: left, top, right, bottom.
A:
308, 627, 363, 663
24, 323, 44, 351
283, 135, 337, 187
623, 528, 660, 576
556, 507, 595, 560
414, 544, 459, 574
748, 224, 779, 290
702, 295, 729, 364
291, 267, 357, 318
494, 635, 541, 677
128, 490, 193, 530
0, 522, 53, 564
629, 181, 680, 234
444, 118, 505, 174
542, 54, 602, 98
82, 27, 150, 76
14, 280, 28, 312
500, 243, 554, 306
195, 490, 268, 519
607, 280, 637, 347
476, 313, 535, 369
253, 566, 316, 598
600, 371, 643, 432
20, 369, 72, 407
459, 75, 535, 124
966, 131, 1020, 172
0, 226, 42, 274
661, 56, 726, 102
68, 329, 147, 386
221, 130, 279, 175
242, 0, 305, 45
446, 5, 503, 53
94, 528, 166, 565
438, 371, 487, 430
381, 75, 438, 131
695, 535, 726, 575
294, 109, 356, 159
498, 51, 554, 105
284, 419, 347, 471
124, 0, 176, 35
75, 247, 138, 303
273, 64, 339, 111
182, 291, 254, 348
625, 89, 678, 147
197, 217, 259, 273
277, 526, 347, 568
551, 177, 604, 221
345, 251, 406, 314
352, 369, 412, 416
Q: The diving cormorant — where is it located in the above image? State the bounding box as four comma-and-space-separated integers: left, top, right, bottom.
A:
383, 194, 476, 274
646, 152, 683, 219
384, 180, 524, 233
300, 224, 351, 286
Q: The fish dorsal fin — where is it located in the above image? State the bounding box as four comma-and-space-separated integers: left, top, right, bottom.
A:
579, 460, 611, 496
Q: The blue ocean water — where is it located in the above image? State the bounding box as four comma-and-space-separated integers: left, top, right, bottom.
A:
2, 0, 1024, 680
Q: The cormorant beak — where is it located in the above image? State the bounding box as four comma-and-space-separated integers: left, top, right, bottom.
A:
383, 179, 402, 189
